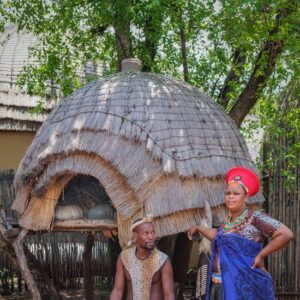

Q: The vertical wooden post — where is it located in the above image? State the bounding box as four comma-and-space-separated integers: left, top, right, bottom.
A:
17, 270, 22, 292
172, 232, 193, 300
83, 232, 95, 300
108, 236, 121, 278
157, 235, 176, 258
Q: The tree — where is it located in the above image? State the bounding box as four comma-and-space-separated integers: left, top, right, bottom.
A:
1, 1, 299, 127
258, 78, 300, 187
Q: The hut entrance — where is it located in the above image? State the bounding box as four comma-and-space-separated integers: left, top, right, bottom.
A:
54, 174, 119, 299
53, 174, 117, 233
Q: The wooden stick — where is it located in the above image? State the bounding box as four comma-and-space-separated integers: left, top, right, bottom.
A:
12, 228, 42, 300
83, 232, 95, 300
52, 219, 118, 232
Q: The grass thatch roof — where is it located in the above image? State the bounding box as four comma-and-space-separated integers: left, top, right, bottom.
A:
0, 25, 52, 131
0, 25, 102, 132
12, 69, 264, 247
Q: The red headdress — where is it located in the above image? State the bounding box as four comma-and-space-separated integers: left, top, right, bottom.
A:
225, 167, 260, 196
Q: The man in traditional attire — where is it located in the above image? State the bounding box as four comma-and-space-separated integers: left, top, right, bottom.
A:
110, 214, 175, 300
188, 166, 293, 300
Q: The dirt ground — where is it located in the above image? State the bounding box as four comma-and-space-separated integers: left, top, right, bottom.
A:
0, 289, 193, 299
0, 289, 110, 300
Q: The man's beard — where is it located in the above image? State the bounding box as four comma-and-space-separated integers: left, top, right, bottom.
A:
141, 242, 155, 250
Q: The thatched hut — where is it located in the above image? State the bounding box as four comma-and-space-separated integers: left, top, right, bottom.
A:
0, 25, 53, 172
12, 58, 263, 247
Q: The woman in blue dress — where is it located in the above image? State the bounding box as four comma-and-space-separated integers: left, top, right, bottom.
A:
188, 167, 293, 300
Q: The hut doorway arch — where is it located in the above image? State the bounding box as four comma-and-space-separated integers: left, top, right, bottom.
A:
15, 153, 138, 235
50, 173, 118, 234
56, 174, 116, 223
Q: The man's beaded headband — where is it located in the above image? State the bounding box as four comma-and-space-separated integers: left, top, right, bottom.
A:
130, 214, 154, 232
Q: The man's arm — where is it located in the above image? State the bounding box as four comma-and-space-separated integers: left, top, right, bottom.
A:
110, 256, 125, 300
161, 259, 175, 300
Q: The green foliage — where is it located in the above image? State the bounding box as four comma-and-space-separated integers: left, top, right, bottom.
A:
0, 268, 9, 295
241, 79, 300, 189
94, 278, 113, 291
1, 0, 298, 101
29, 100, 44, 114
0, 0, 215, 95
0, 268, 8, 280
259, 85, 299, 189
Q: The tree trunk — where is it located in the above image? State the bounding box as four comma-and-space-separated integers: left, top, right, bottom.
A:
1, 209, 62, 300
142, 8, 164, 72
11, 229, 41, 300
172, 233, 193, 300
179, 23, 189, 83
83, 232, 95, 300
229, 40, 284, 127
113, 0, 132, 71
229, 6, 295, 127
217, 48, 246, 109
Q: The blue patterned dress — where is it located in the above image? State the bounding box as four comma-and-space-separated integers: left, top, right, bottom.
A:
206, 209, 281, 300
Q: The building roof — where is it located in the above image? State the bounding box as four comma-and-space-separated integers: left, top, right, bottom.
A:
0, 25, 52, 131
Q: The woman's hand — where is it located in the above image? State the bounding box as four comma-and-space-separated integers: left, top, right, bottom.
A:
251, 224, 293, 273
187, 226, 217, 241
187, 226, 199, 240
251, 254, 267, 272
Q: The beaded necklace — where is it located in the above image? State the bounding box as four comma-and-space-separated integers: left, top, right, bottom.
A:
223, 208, 249, 232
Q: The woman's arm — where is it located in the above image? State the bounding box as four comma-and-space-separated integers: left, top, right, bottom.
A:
187, 226, 217, 241
252, 224, 293, 269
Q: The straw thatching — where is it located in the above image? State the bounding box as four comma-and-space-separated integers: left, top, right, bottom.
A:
0, 25, 54, 132
12, 64, 264, 247
0, 25, 103, 132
